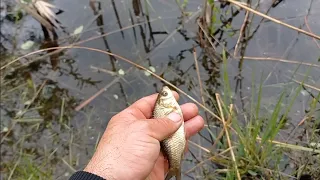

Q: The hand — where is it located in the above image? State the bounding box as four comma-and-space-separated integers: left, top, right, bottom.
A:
84, 91, 204, 180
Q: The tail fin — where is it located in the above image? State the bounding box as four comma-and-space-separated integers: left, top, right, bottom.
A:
165, 171, 174, 180
165, 168, 181, 180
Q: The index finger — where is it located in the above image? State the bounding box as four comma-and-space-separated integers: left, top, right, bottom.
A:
120, 91, 179, 119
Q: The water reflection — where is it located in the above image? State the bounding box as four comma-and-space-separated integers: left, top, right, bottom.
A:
89, 0, 117, 71
132, 0, 141, 16
1, 0, 319, 179
111, 0, 124, 39
133, 0, 168, 54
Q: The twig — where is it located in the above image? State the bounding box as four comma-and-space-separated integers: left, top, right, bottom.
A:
61, 158, 76, 172
75, 77, 120, 111
255, 166, 297, 179
256, 137, 320, 153
59, 98, 65, 123
211, 97, 234, 149
8, 154, 21, 180
184, 145, 236, 174
94, 132, 101, 151
192, 46, 212, 129
90, 66, 132, 103
204, 124, 219, 128
292, 79, 320, 92
1, 19, 160, 70
240, 56, 320, 68
17, 0, 54, 31
184, 157, 212, 174
144, 8, 202, 59
203, 0, 208, 24
226, 0, 320, 40
69, 132, 73, 165
187, 140, 210, 153
1, 80, 47, 144
7, 45, 222, 121
192, 46, 206, 164
216, 94, 241, 180
286, 116, 309, 142
19, 80, 48, 118
297, 116, 310, 126
197, 20, 216, 51
78, 47, 223, 120
212, 126, 226, 149
304, 16, 320, 49
234, 11, 250, 57
90, 66, 117, 76
2, 43, 223, 122
192, 47, 206, 114
197, 19, 238, 62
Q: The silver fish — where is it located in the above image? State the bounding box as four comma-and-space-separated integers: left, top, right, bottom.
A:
153, 86, 186, 180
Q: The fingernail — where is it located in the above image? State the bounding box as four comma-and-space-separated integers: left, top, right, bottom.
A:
167, 112, 181, 123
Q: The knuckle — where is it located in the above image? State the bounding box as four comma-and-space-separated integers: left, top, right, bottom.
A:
126, 107, 144, 118
126, 107, 139, 115
130, 120, 150, 133
138, 98, 149, 107
139, 120, 150, 130
189, 103, 198, 111
159, 118, 172, 128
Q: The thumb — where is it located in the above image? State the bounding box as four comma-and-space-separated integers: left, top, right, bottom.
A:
146, 112, 183, 141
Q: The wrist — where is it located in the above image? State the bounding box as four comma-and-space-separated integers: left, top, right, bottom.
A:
69, 171, 105, 180
84, 152, 146, 180
84, 153, 117, 180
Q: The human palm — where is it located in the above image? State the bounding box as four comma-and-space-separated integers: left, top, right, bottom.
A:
84, 92, 204, 180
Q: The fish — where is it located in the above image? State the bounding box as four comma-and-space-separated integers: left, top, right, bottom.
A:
153, 86, 186, 180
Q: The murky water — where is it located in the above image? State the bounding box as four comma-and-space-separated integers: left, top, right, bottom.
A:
1, 0, 319, 179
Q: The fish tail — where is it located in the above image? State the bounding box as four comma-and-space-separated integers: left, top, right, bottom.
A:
176, 168, 182, 180
165, 168, 181, 180
165, 171, 173, 180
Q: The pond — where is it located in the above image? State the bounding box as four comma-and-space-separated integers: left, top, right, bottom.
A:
1, 0, 319, 179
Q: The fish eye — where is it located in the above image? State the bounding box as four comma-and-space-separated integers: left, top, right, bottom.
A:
161, 91, 168, 96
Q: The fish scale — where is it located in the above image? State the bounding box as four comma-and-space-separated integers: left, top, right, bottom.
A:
153, 86, 186, 180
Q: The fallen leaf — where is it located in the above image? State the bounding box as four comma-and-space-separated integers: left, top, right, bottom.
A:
16, 110, 23, 117
144, 71, 151, 76
144, 66, 156, 76
20, 0, 31, 4
149, 66, 156, 72
301, 90, 308, 96
73, 25, 84, 35
24, 100, 32, 105
248, 170, 258, 176
21, 40, 34, 50
310, 142, 320, 149
118, 69, 125, 75
113, 94, 119, 100
2, 127, 8, 132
